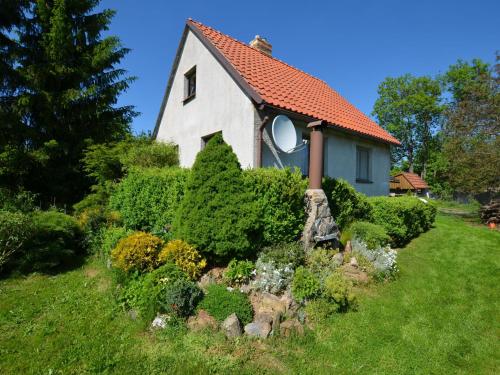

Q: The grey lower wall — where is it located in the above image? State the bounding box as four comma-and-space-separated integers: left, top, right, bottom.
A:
261, 118, 391, 197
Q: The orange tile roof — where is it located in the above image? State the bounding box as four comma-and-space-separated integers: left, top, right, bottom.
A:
400, 172, 429, 189
188, 19, 400, 145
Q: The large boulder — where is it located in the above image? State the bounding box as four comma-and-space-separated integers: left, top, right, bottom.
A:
222, 313, 242, 338
187, 309, 217, 331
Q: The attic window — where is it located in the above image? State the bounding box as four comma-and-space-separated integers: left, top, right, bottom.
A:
356, 146, 371, 183
184, 66, 196, 103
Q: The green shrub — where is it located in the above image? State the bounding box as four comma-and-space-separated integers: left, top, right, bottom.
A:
348, 221, 391, 250
157, 277, 203, 318
0, 211, 33, 270
118, 263, 191, 320
368, 197, 437, 247
158, 240, 207, 280
258, 242, 305, 269
304, 298, 338, 323
100, 226, 133, 258
111, 232, 164, 273
323, 271, 357, 312
197, 284, 253, 325
174, 134, 261, 262
110, 167, 188, 232
305, 248, 341, 282
20, 211, 84, 272
0, 188, 37, 212
292, 266, 322, 301
224, 259, 255, 286
323, 177, 373, 230
243, 168, 307, 245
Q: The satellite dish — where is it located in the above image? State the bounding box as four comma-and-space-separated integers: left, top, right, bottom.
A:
272, 115, 297, 153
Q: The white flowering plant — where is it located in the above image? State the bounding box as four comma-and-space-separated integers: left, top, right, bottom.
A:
351, 237, 398, 280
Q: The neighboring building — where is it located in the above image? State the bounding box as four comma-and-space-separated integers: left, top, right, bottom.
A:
154, 19, 400, 196
390, 172, 429, 196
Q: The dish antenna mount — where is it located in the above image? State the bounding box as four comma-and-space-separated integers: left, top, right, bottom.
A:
271, 115, 307, 153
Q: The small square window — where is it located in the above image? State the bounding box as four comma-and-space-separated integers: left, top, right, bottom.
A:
356, 146, 371, 183
184, 66, 196, 103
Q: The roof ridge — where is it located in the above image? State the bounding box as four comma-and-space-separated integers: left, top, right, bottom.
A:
187, 19, 330, 87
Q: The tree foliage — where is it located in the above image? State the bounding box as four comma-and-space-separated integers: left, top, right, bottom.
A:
442, 56, 499, 194
0, 0, 136, 205
174, 134, 261, 262
373, 74, 443, 174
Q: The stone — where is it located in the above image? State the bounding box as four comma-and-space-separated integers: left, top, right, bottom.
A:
350, 256, 358, 268
127, 309, 138, 320
222, 313, 242, 338
344, 240, 352, 256
302, 189, 340, 250
341, 264, 369, 284
198, 267, 226, 290
261, 292, 287, 315
333, 252, 344, 266
187, 309, 217, 331
239, 284, 252, 294
280, 318, 304, 337
150, 314, 170, 330
244, 321, 271, 338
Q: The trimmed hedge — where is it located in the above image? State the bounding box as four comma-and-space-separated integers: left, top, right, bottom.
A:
323, 177, 373, 230
243, 168, 307, 245
109, 167, 188, 232
368, 197, 437, 247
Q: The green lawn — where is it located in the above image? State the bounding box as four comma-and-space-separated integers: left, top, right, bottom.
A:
1, 214, 499, 374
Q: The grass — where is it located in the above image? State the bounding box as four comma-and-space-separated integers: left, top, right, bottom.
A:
1, 214, 499, 374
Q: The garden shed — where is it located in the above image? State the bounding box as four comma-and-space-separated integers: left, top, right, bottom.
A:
390, 172, 429, 196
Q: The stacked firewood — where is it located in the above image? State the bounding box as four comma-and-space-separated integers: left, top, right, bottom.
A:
480, 199, 500, 224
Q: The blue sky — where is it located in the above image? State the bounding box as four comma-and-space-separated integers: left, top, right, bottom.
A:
100, 0, 499, 134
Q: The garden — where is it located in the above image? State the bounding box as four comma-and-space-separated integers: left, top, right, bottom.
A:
1, 134, 438, 341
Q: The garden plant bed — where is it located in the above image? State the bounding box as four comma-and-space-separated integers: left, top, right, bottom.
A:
1, 214, 498, 374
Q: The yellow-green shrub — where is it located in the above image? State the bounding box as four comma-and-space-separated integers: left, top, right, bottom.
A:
111, 232, 164, 273
158, 239, 206, 280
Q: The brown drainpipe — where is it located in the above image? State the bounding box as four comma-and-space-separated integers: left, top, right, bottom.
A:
255, 115, 270, 168
307, 120, 326, 189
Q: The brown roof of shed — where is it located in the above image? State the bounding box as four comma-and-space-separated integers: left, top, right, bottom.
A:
392, 172, 429, 190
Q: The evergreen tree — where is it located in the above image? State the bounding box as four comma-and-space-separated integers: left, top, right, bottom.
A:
0, 0, 135, 205
174, 134, 261, 262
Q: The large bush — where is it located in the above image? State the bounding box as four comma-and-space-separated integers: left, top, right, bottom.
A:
0, 211, 33, 270
323, 177, 373, 230
20, 211, 84, 272
111, 232, 164, 273
243, 168, 307, 245
197, 284, 253, 325
174, 134, 261, 261
110, 168, 188, 233
368, 197, 437, 247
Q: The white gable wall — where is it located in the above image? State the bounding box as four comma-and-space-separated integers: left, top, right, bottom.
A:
156, 30, 256, 168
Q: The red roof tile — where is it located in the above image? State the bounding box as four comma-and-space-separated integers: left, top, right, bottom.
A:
188, 20, 400, 145
400, 172, 429, 189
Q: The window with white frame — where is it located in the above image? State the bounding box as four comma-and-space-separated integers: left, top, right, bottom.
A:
356, 146, 371, 182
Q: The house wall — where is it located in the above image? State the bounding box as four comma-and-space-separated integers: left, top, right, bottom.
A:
261, 117, 391, 196
156, 30, 256, 168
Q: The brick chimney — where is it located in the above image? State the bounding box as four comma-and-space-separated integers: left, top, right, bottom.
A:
249, 35, 272, 56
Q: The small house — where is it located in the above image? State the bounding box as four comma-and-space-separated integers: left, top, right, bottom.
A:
154, 19, 401, 196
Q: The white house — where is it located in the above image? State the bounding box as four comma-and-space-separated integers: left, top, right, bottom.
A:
154, 19, 400, 196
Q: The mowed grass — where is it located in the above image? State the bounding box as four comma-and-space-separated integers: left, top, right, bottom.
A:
0, 214, 499, 374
